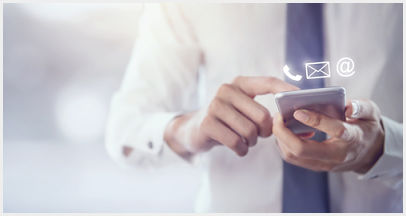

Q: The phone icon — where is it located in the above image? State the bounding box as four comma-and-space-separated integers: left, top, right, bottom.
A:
283, 65, 303, 81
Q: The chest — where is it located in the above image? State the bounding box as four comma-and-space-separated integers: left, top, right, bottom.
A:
186, 4, 402, 120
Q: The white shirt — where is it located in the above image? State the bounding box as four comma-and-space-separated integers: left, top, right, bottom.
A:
105, 3, 403, 213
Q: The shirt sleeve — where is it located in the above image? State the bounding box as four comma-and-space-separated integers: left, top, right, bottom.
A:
357, 116, 403, 189
105, 3, 202, 169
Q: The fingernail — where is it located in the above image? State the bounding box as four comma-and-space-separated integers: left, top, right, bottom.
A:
294, 110, 309, 122
351, 100, 360, 118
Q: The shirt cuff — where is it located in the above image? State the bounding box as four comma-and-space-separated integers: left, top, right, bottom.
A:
357, 116, 403, 187
117, 111, 190, 168
124, 112, 180, 154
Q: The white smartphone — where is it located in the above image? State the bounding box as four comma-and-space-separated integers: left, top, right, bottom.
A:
275, 87, 346, 134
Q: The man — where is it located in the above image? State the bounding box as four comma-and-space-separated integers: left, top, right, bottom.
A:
106, 3, 402, 212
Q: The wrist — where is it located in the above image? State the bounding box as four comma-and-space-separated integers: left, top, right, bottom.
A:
164, 113, 194, 159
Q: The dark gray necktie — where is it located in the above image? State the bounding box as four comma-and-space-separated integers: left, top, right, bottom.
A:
283, 3, 329, 212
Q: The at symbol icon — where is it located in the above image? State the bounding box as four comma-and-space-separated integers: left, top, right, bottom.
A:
336, 57, 355, 77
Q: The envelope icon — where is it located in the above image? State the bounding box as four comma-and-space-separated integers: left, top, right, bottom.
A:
305, 61, 331, 79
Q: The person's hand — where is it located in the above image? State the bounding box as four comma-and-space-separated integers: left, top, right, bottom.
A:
273, 99, 385, 174
164, 76, 298, 159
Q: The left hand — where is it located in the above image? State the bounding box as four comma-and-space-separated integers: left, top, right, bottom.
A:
273, 99, 385, 174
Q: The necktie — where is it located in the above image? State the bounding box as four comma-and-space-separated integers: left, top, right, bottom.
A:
282, 3, 329, 212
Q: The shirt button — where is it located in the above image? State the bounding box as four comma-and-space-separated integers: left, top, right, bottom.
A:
148, 141, 153, 149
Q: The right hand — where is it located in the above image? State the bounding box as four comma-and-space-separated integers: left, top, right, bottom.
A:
164, 76, 299, 158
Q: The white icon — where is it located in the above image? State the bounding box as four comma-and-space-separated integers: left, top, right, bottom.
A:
336, 57, 355, 77
305, 61, 331, 79
283, 65, 303, 81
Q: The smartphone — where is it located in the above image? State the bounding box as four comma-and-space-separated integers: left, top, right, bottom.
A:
275, 87, 346, 134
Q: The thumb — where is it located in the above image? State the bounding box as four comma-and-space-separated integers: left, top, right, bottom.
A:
345, 99, 380, 120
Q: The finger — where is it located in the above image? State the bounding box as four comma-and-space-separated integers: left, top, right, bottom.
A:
345, 99, 380, 120
335, 122, 363, 144
293, 109, 347, 138
273, 113, 345, 162
232, 76, 299, 98
276, 138, 337, 172
344, 100, 353, 118
292, 109, 357, 159
209, 98, 258, 147
298, 132, 315, 139
201, 116, 248, 157
217, 84, 272, 137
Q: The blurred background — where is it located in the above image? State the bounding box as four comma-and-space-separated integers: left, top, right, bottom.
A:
4, 3, 200, 212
